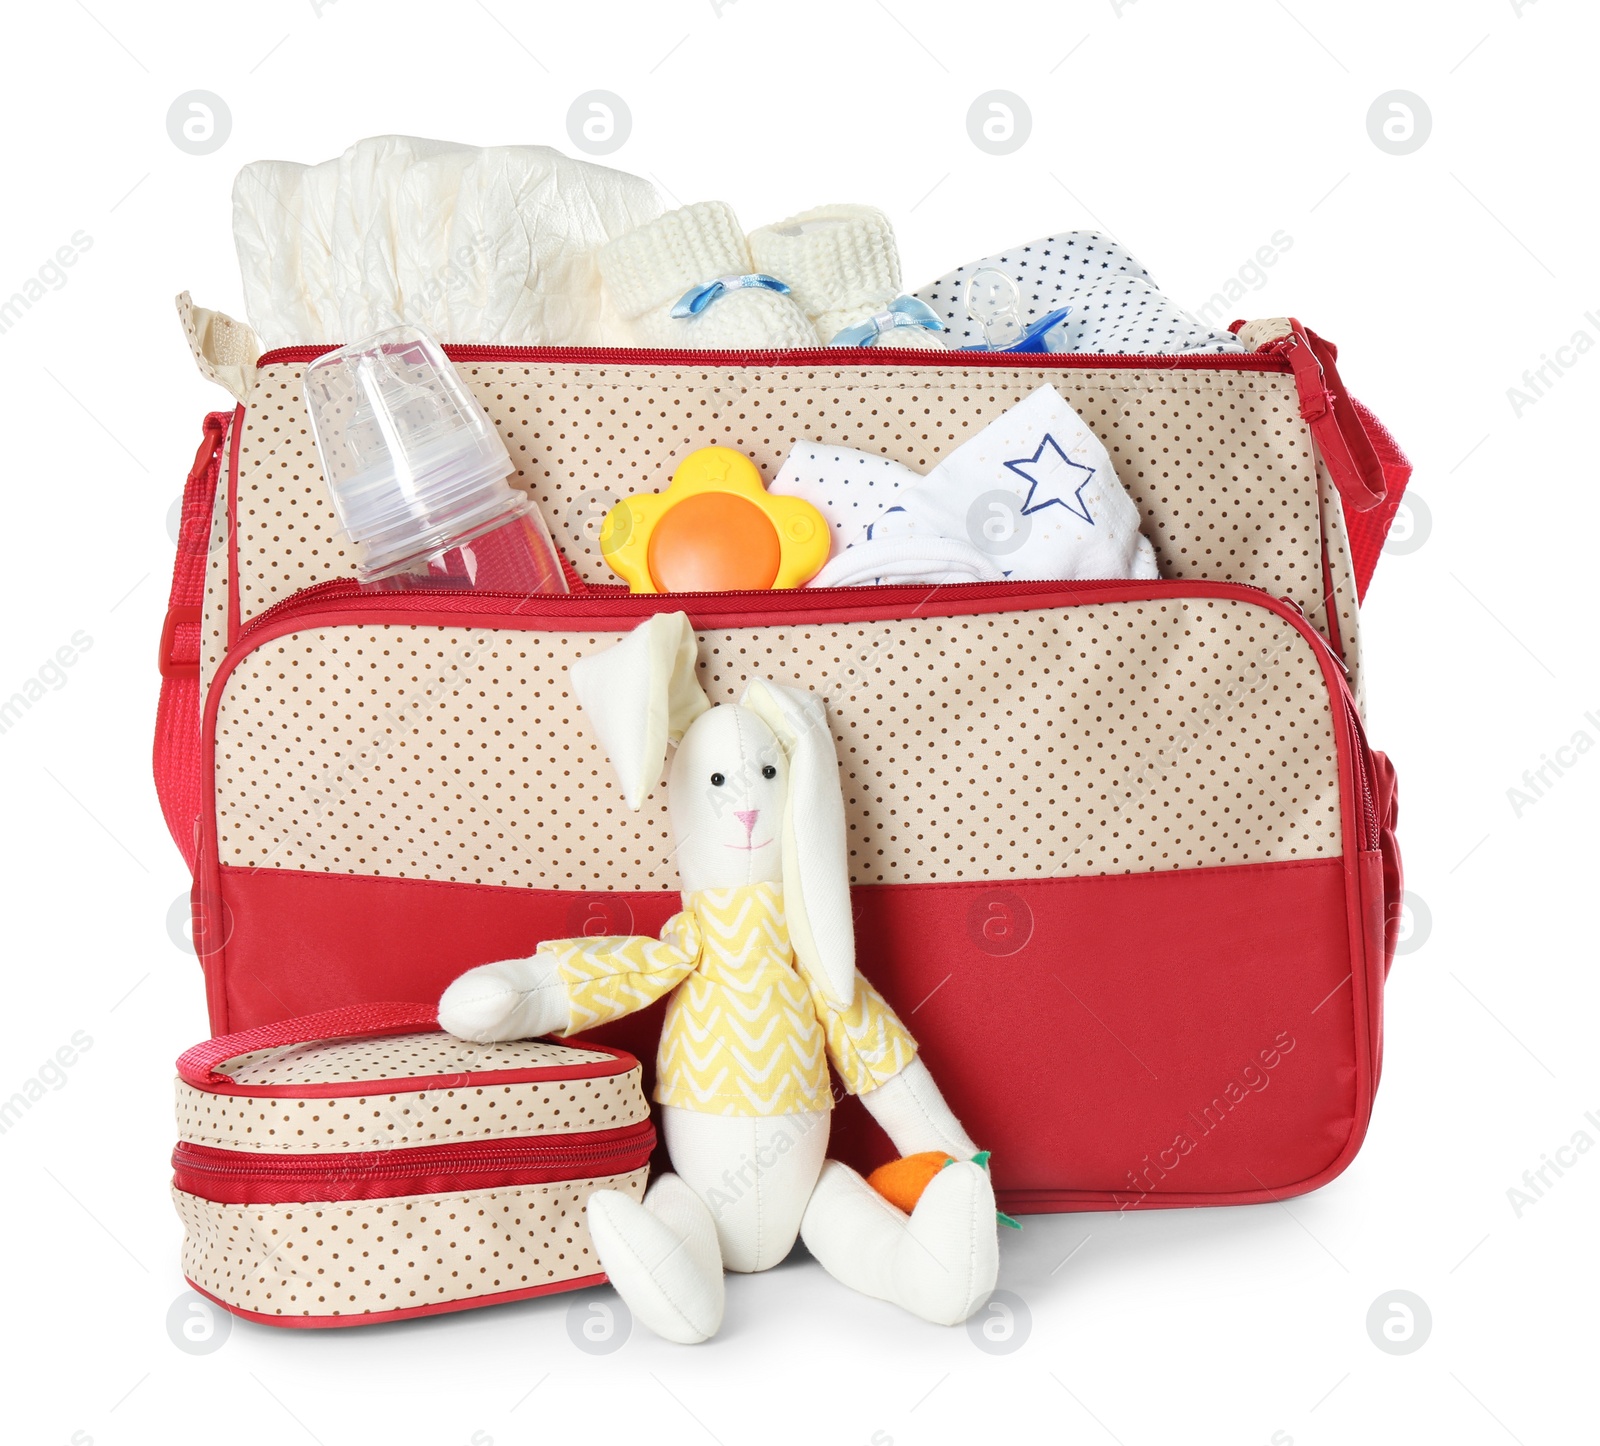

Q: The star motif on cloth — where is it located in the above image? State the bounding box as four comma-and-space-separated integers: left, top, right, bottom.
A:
1002, 433, 1097, 524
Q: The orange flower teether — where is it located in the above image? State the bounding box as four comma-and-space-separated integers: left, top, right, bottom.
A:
600, 445, 828, 594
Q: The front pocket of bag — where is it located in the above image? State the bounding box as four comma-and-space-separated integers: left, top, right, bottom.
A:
200, 580, 1377, 1202
205, 580, 1351, 888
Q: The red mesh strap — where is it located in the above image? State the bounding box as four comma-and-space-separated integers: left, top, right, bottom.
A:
176, 1001, 441, 1088
1342, 398, 1413, 602
153, 411, 231, 870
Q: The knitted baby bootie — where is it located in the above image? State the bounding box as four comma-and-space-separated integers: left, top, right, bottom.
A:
598, 201, 817, 349
747, 205, 949, 350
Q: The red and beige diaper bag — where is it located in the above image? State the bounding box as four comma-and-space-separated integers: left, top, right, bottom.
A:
158, 310, 1409, 1217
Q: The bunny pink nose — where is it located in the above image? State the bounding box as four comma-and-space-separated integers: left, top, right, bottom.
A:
734, 809, 759, 837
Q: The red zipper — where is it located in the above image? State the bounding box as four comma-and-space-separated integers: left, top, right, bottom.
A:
257, 342, 1291, 373
230, 574, 1174, 649
1341, 694, 1381, 854
172, 1119, 656, 1205
1274, 594, 1379, 852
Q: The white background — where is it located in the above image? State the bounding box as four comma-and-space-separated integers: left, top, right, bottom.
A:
1, 1, 1595, 1442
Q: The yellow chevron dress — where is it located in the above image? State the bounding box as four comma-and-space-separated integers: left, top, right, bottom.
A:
536, 882, 918, 1116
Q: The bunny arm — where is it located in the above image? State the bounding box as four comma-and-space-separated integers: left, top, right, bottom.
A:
439, 910, 702, 1044
798, 963, 920, 1095
794, 943, 979, 1158
439, 954, 573, 1043
797, 961, 978, 1159
858, 1056, 982, 1161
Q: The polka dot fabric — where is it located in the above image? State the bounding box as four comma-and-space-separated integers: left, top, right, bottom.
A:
175, 1070, 648, 1154
227, 351, 1337, 655
912, 231, 1244, 353
213, 1032, 606, 1087
1317, 455, 1366, 715
173, 1170, 645, 1321
210, 597, 1343, 889
772, 444, 915, 555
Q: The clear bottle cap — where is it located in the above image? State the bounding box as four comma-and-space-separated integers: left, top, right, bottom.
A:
303, 326, 526, 581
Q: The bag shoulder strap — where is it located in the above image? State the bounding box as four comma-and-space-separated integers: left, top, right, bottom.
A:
1234, 317, 1412, 601
154, 409, 232, 871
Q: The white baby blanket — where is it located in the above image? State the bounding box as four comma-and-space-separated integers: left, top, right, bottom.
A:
913, 231, 1242, 354
774, 384, 1159, 586
233, 136, 663, 347
771, 445, 919, 558
812, 538, 1003, 588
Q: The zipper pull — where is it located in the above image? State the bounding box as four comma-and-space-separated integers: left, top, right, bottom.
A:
1269, 321, 1387, 513
1278, 594, 1350, 677
1271, 329, 1329, 424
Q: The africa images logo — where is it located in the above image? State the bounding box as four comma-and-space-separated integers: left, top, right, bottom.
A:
1118, 1032, 1297, 1209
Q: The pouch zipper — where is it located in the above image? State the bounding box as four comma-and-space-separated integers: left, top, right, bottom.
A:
172, 1119, 656, 1204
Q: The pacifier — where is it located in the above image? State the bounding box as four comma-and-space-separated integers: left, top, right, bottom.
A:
600, 446, 829, 594
961, 268, 1070, 354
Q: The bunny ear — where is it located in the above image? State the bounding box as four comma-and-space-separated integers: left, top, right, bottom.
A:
741, 679, 856, 1007
571, 612, 709, 809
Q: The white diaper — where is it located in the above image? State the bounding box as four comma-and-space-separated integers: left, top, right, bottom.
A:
232, 136, 663, 347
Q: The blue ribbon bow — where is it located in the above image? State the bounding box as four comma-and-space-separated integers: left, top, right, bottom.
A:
671, 273, 791, 318
828, 295, 946, 347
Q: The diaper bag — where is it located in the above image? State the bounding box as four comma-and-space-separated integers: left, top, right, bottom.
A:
156, 309, 1408, 1214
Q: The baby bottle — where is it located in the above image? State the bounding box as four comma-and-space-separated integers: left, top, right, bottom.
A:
303, 326, 568, 593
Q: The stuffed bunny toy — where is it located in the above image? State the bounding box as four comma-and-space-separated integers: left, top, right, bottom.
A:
439, 611, 999, 1343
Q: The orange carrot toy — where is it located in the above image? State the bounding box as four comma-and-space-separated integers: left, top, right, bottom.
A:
869, 1150, 1019, 1227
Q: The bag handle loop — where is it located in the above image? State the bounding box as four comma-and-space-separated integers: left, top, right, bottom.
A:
176, 1001, 440, 1089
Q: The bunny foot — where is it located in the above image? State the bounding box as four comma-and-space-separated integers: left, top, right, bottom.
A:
801, 1158, 999, 1326
585, 1174, 725, 1344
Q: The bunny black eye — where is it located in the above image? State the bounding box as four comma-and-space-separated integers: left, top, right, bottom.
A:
761, 765, 777, 779
709, 772, 725, 787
